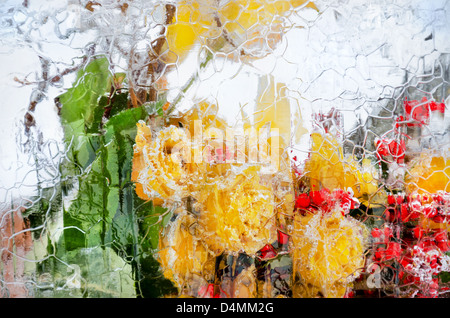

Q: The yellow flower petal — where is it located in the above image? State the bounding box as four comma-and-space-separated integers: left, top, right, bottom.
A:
158, 209, 215, 292
132, 121, 191, 205
302, 132, 382, 206
195, 166, 277, 255
163, 0, 318, 62
291, 210, 368, 298
305, 132, 345, 191
406, 153, 450, 194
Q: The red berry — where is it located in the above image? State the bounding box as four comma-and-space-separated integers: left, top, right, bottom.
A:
437, 241, 450, 253
371, 228, 381, 238
387, 195, 396, 206
434, 229, 448, 243
432, 215, 446, 223
413, 227, 424, 239
344, 290, 354, 298
385, 242, 402, 260
432, 193, 444, 204
384, 226, 394, 239
400, 203, 410, 222
295, 193, 310, 209
423, 205, 437, 218
199, 284, 216, 298
429, 100, 446, 114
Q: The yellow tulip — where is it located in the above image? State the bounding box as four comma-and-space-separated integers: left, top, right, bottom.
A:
303, 132, 382, 206
343, 157, 385, 207
305, 132, 345, 191
163, 1, 210, 63
162, 0, 318, 63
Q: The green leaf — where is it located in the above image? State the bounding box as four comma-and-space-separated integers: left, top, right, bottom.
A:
440, 271, 450, 283
143, 99, 165, 117
58, 57, 112, 170
63, 139, 120, 250
59, 57, 111, 128
56, 58, 176, 297
137, 202, 172, 250
104, 105, 148, 143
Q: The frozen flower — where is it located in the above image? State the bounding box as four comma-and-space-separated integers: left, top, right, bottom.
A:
194, 165, 277, 256
403, 97, 445, 127
374, 137, 406, 164
302, 132, 381, 206
158, 209, 216, 294
131, 121, 191, 206
291, 209, 368, 298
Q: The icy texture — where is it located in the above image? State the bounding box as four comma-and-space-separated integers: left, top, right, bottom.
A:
1, 0, 450, 298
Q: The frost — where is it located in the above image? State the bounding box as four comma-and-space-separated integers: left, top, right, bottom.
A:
1, 0, 450, 298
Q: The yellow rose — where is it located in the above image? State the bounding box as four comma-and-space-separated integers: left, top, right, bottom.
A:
291, 210, 368, 298
158, 209, 215, 293
131, 121, 191, 206
194, 166, 277, 255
